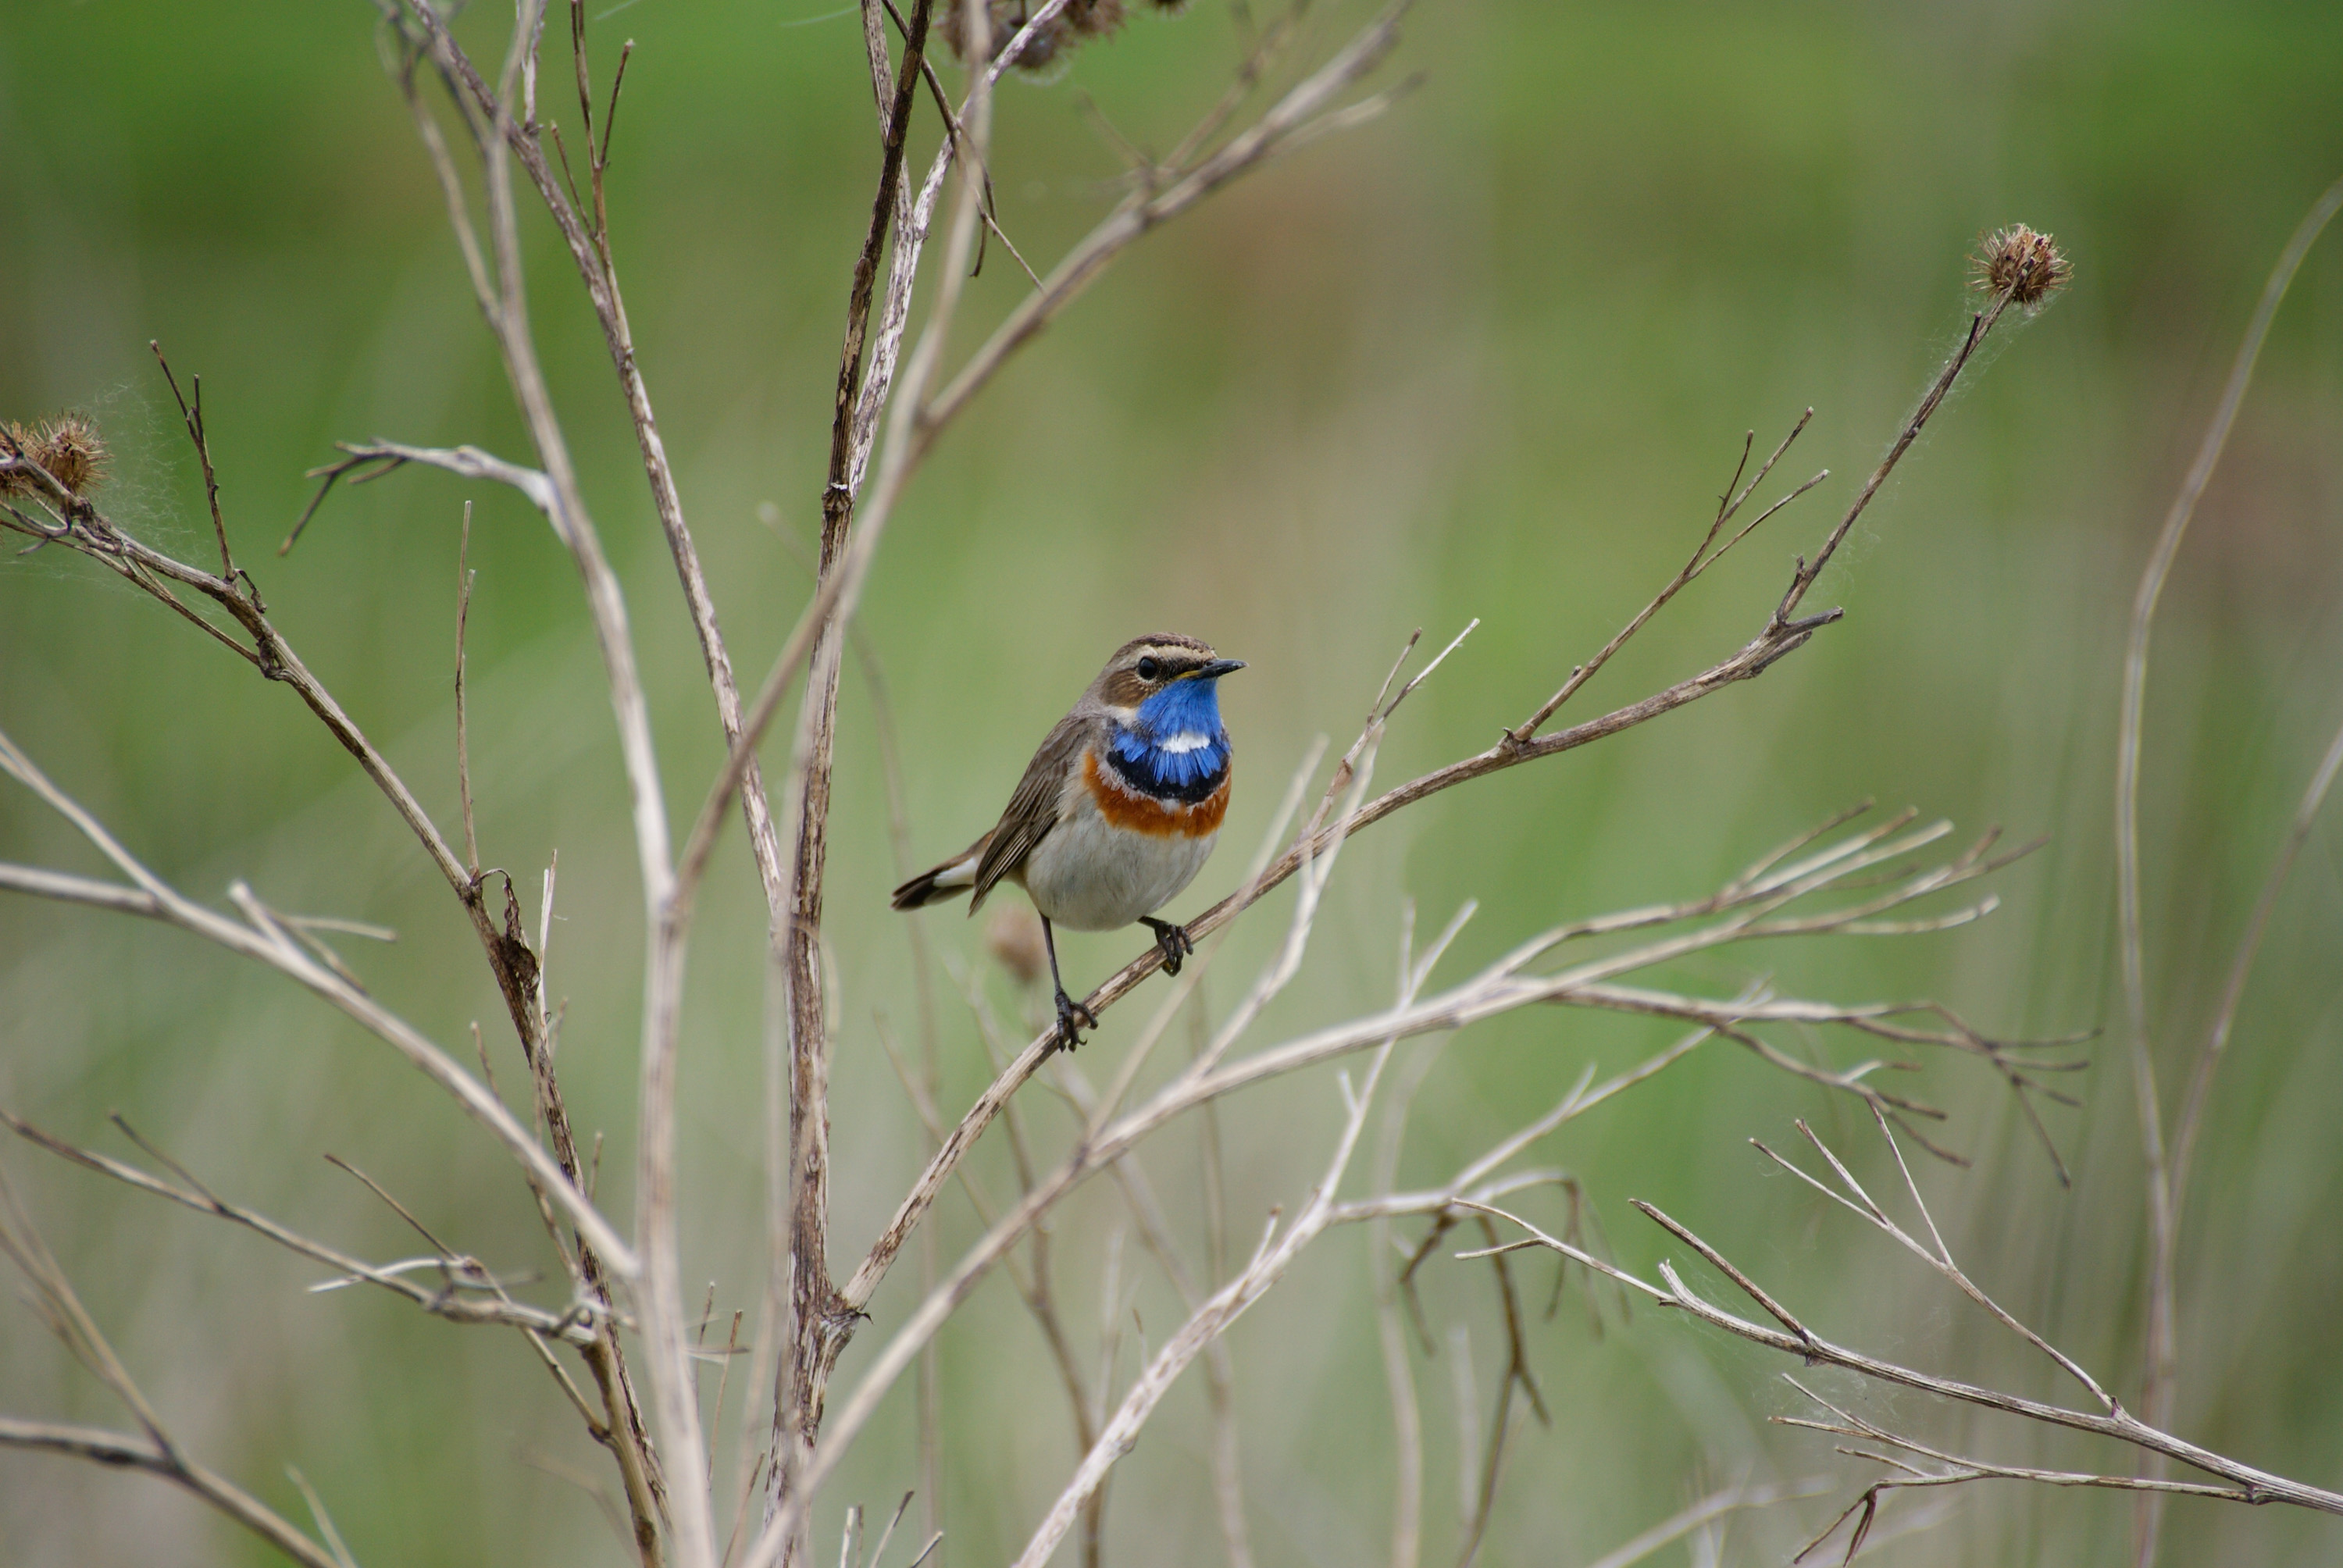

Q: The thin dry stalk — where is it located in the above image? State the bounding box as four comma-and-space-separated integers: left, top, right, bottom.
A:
392, 0, 795, 920
455, 499, 481, 875
0, 1167, 349, 1568
0, 1112, 601, 1345
2114, 174, 2343, 1566
1004, 908, 1449, 1568
1581, 1479, 1835, 1568
1457, 1113, 2343, 1523
0, 730, 633, 1269
1779, 1377, 2250, 1567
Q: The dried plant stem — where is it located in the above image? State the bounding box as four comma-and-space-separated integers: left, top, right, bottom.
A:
398, 0, 793, 919
766, 782, 2038, 1565
426, 9, 715, 1558
0, 447, 551, 1067
1581, 1479, 1835, 1568
919, 1, 1418, 444
2116, 173, 2343, 1568
1007, 907, 1446, 1568
607, 37, 1441, 1540
1460, 1112, 2343, 1522
763, 7, 954, 1551
0, 1170, 349, 1568
0, 1111, 601, 1344
1781, 1380, 2256, 1567
0, 422, 668, 1551
455, 499, 481, 875
0, 1417, 348, 1568
0, 730, 632, 1269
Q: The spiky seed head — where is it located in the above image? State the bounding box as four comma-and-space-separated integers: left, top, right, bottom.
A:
1971, 225, 2072, 312
1, 413, 107, 498
940, 0, 1135, 69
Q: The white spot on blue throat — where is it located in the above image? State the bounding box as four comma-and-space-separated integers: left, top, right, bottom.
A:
1110, 675, 1232, 796
1134, 675, 1225, 739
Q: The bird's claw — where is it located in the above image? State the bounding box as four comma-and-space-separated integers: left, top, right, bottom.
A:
1054, 988, 1098, 1050
1141, 917, 1194, 976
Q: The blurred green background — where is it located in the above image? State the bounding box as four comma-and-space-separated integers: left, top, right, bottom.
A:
4, 1, 2341, 1563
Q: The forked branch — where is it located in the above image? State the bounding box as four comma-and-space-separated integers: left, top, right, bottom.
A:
1459, 1112, 2343, 1527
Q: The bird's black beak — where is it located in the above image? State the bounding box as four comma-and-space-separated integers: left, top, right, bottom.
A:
1195, 658, 1246, 680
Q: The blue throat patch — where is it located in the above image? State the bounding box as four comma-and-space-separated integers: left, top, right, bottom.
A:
1107, 678, 1230, 802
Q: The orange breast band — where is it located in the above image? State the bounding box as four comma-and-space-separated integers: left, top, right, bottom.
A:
1085, 751, 1229, 838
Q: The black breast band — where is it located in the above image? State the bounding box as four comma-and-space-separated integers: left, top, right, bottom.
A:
1103, 745, 1229, 804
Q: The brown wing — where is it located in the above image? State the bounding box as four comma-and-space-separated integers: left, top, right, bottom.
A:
969, 711, 1092, 911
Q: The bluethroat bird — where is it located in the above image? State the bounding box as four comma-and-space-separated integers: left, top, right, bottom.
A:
891, 633, 1244, 1048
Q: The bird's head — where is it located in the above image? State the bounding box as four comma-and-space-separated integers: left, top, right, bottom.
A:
1093, 633, 1245, 741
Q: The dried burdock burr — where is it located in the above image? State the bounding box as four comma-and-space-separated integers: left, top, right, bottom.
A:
1971, 224, 2072, 313
939, 0, 1136, 70
0, 413, 107, 499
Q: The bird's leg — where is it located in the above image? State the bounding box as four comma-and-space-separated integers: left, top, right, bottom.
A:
1041, 917, 1096, 1049
1139, 916, 1193, 976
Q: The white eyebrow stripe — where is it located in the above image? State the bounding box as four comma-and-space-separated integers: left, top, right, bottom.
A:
1154, 731, 1217, 754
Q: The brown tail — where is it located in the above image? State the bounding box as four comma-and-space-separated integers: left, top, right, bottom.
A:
890, 836, 986, 911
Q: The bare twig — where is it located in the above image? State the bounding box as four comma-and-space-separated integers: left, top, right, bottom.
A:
0, 1167, 350, 1568
394, 0, 795, 927
1780, 1380, 2254, 1567
150, 343, 237, 583
1754, 1109, 2110, 1410
1514, 410, 1821, 740
0, 1417, 351, 1568
1581, 1478, 1836, 1568
2115, 174, 2343, 1566
797, 781, 2027, 1563
783, 782, 2055, 1561
919, 1, 1421, 443
1004, 895, 1445, 1568
0, 730, 633, 1270
1459, 1116, 2343, 1524
455, 499, 480, 875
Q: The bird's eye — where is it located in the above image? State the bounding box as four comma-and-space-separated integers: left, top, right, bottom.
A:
1136, 657, 1162, 681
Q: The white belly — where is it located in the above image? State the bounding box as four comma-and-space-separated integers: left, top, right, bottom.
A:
1020, 791, 1219, 931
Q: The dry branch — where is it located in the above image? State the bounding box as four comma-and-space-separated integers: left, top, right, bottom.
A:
0, 1112, 602, 1345
2113, 173, 2343, 1567
0, 729, 633, 1272
0, 1167, 351, 1568
1458, 1113, 2343, 1528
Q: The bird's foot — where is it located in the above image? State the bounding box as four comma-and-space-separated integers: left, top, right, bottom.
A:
1053, 987, 1098, 1050
1140, 917, 1194, 976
